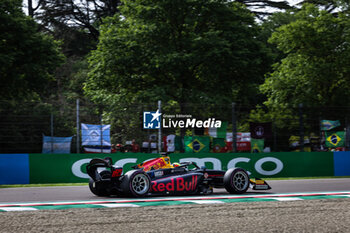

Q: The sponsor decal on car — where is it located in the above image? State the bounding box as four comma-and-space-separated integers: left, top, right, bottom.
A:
151, 176, 198, 192
154, 171, 164, 177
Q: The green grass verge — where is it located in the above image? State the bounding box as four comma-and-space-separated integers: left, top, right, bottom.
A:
1, 176, 350, 188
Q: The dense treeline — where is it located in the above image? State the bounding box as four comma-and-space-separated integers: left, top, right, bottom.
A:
1, 0, 350, 152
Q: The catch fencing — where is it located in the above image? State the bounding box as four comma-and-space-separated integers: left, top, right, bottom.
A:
0, 100, 350, 153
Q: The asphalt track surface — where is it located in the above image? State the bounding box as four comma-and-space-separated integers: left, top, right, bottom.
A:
1, 178, 350, 203
1, 179, 350, 233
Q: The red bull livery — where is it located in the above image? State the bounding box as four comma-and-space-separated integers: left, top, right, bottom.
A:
86, 153, 271, 197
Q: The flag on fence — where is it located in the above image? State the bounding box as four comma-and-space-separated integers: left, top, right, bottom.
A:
325, 131, 345, 148
212, 138, 226, 153
208, 122, 227, 138
321, 120, 341, 131
184, 136, 210, 153
250, 122, 272, 139
83, 146, 111, 153
163, 135, 183, 152
289, 135, 310, 148
42, 135, 73, 154
226, 132, 251, 142
251, 138, 264, 153
226, 132, 251, 151
81, 123, 111, 146
236, 132, 251, 151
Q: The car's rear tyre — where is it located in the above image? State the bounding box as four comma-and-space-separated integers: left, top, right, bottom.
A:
224, 168, 249, 194
121, 170, 151, 197
89, 170, 111, 197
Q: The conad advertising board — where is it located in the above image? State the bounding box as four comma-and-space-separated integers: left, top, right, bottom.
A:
28, 152, 334, 184
1, 152, 347, 185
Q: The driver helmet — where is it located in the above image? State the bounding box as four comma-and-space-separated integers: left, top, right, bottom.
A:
172, 162, 181, 167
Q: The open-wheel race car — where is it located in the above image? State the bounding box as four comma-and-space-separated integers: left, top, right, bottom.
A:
86, 153, 271, 197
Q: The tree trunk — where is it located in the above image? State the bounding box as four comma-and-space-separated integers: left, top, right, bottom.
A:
28, 0, 34, 17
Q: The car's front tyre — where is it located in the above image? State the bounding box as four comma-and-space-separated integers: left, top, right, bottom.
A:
223, 168, 249, 194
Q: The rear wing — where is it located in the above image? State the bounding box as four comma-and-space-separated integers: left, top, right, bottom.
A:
86, 157, 113, 182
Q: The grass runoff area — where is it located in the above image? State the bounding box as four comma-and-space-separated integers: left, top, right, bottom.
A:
1, 177, 350, 188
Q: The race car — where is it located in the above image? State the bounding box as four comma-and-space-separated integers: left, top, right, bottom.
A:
86, 153, 271, 197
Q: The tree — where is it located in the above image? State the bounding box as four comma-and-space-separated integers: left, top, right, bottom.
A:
36, 0, 121, 40
85, 0, 271, 141
258, 10, 298, 65
0, 0, 64, 102
249, 4, 350, 150
298, 0, 350, 13
261, 4, 350, 109
0, 0, 66, 153
237, 0, 294, 18
26, 0, 42, 17
86, 0, 267, 109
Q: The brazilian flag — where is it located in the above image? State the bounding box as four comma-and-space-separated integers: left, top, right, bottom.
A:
325, 131, 345, 148
184, 136, 210, 153
251, 138, 264, 153
321, 120, 340, 131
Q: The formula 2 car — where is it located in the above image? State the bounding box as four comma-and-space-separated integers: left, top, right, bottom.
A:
86, 154, 271, 197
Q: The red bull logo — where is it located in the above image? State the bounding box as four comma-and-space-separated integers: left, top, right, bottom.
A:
139, 158, 166, 171
151, 176, 198, 192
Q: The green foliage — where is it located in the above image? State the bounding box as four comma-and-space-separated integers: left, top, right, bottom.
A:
83, 0, 273, 142
258, 10, 298, 65
235, 0, 294, 19
0, 0, 64, 102
261, 4, 350, 109
249, 3, 350, 150
0, 0, 67, 152
299, 0, 350, 13
249, 105, 298, 130
86, 0, 267, 107
37, 0, 121, 40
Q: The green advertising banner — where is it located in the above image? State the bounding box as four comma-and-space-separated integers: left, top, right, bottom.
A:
169, 152, 334, 178
28, 152, 334, 184
29, 153, 173, 183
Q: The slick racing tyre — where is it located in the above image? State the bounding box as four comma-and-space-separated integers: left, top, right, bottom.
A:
89, 170, 111, 197
121, 170, 151, 197
223, 168, 249, 194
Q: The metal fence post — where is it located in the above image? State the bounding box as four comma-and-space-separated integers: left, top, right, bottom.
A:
50, 113, 54, 153
147, 104, 151, 153
319, 116, 322, 150
232, 102, 237, 153
158, 100, 162, 153
76, 99, 80, 153
299, 103, 304, 152
273, 120, 277, 152
346, 117, 350, 151
100, 113, 103, 153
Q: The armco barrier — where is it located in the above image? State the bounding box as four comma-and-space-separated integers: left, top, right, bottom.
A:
0, 152, 347, 184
